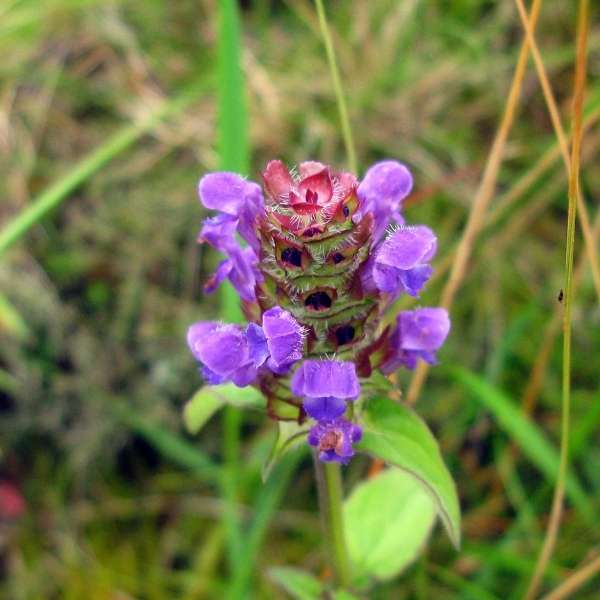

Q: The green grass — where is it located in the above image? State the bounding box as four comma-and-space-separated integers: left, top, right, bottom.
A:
1, 1, 599, 598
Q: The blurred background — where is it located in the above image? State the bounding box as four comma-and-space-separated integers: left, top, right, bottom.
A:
1, 1, 599, 598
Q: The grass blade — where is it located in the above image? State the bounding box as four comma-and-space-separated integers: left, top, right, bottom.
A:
215, 0, 251, 580
449, 368, 593, 523
0, 79, 208, 258
525, 1, 590, 596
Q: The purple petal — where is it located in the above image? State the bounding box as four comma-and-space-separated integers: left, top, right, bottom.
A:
307, 418, 363, 464
399, 308, 450, 350
291, 360, 360, 401
202, 366, 227, 385
246, 323, 269, 368
198, 214, 238, 253
187, 322, 220, 362
198, 172, 252, 215
303, 396, 347, 421
204, 258, 233, 295
227, 246, 262, 302
230, 362, 258, 387
187, 322, 252, 383
198, 173, 264, 251
355, 161, 413, 240
238, 181, 265, 252
381, 308, 450, 373
372, 226, 437, 297
187, 322, 260, 387
262, 306, 304, 368
266, 358, 295, 375
376, 226, 437, 270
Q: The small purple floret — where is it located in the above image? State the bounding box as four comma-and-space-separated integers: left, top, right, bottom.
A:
204, 246, 262, 302
291, 359, 360, 421
303, 396, 347, 421
187, 322, 258, 387
291, 360, 360, 401
262, 306, 305, 369
187, 307, 304, 386
355, 160, 413, 241
198, 172, 265, 252
382, 307, 450, 372
369, 225, 437, 298
308, 418, 363, 464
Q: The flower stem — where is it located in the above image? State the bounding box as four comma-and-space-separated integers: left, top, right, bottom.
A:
314, 455, 352, 588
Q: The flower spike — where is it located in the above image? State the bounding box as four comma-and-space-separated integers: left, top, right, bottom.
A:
188, 158, 450, 463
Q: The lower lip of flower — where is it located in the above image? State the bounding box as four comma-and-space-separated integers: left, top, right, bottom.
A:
319, 430, 341, 452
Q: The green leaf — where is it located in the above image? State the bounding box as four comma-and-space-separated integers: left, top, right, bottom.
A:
344, 468, 437, 582
450, 367, 593, 523
357, 396, 461, 548
183, 383, 265, 434
268, 567, 323, 600
262, 420, 309, 481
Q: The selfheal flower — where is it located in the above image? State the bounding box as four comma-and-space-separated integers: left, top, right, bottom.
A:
355, 160, 413, 241
189, 157, 449, 464
308, 418, 363, 464
381, 307, 450, 373
262, 160, 357, 237
363, 225, 437, 298
291, 360, 360, 420
187, 307, 304, 386
198, 172, 264, 251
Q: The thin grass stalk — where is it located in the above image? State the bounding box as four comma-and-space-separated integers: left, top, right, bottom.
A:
524, 1, 589, 597
513, 0, 600, 304
541, 554, 600, 600
314, 0, 358, 174
406, 0, 543, 405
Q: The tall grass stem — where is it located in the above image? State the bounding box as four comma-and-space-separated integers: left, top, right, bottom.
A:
216, 0, 250, 579
314, 0, 358, 174
513, 0, 600, 303
524, 0, 589, 597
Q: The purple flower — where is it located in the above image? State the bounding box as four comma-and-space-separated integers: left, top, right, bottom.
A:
291, 360, 360, 420
262, 306, 305, 372
187, 322, 259, 387
355, 160, 413, 241
363, 225, 437, 298
187, 307, 304, 386
204, 246, 262, 302
381, 307, 450, 373
308, 418, 363, 464
198, 172, 264, 251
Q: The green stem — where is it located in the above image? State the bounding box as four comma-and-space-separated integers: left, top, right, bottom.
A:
314, 0, 357, 174
314, 455, 351, 588
221, 406, 243, 572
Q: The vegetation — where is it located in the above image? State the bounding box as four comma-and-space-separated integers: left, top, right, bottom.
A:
1, 1, 599, 598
